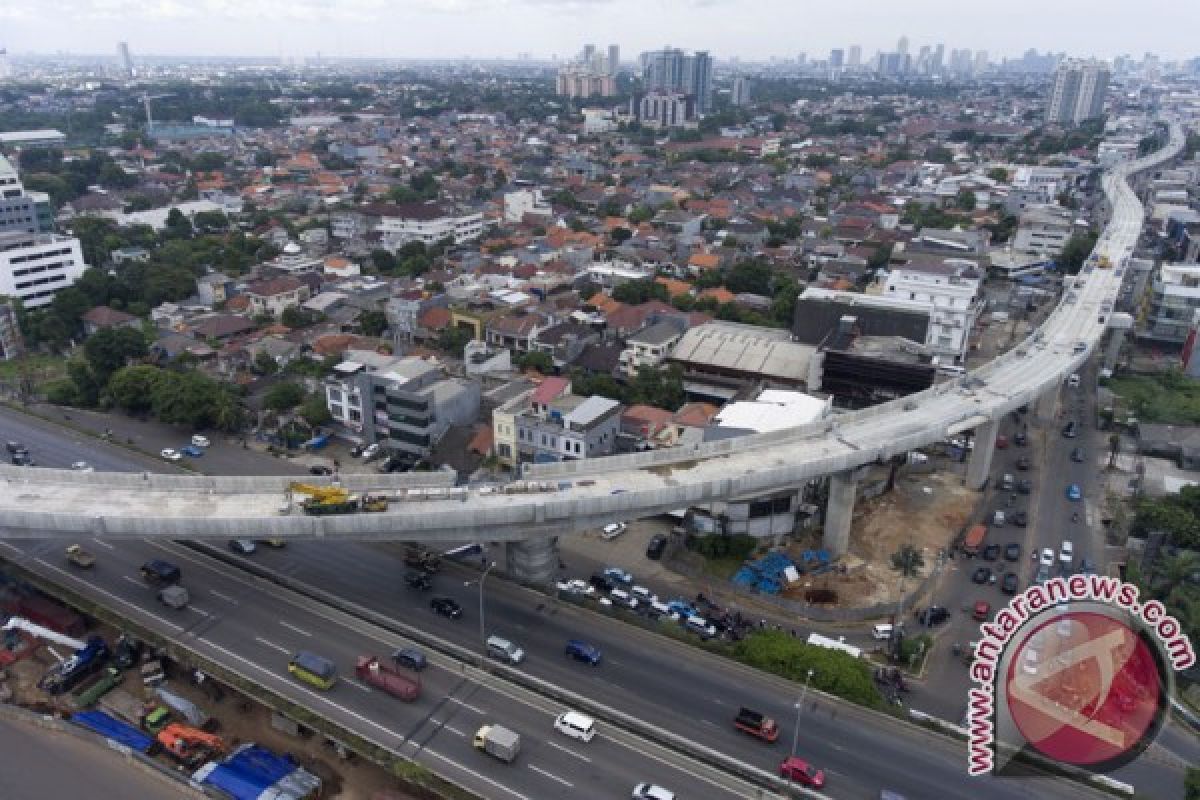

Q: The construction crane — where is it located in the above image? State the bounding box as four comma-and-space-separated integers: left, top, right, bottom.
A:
157, 723, 225, 765
139, 92, 174, 132
2, 617, 87, 651
286, 481, 359, 515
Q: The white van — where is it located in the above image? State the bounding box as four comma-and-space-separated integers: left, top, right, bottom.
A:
992, 510, 1006, 527
601, 522, 627, 540
609, 588, 638, 610
485, 635, 525, 664
553, 710, 596, 742
871, 623, 895, 641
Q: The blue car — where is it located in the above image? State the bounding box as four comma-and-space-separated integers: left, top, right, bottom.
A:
565, 639, 602, 665
181, 445, 203, 457
1066, 484, 1082, 501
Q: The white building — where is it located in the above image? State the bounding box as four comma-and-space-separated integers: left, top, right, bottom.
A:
0, 231, 88, 309
638, 92, 694, 129
619, 320, 685, 378
1012, 205, 1081, 258
377, 204, 484, 251
1047, 60, 1111, 126
1011, 166, 1068, 202
582, 108, 617, 135
503, 189, 552, 224
1148, 262, 1200, 343
882, 260, 983, 363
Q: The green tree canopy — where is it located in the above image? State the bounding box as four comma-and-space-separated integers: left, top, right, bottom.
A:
106, 364, 166, 413
612, 279, 668, 305
264, 381, 306, 412
83, 326, 148, 386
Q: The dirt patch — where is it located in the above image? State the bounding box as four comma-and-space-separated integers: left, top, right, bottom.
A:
788, 470, 977, 609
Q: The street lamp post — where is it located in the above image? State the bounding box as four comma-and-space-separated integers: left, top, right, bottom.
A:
789, 669, 815, 787
465, 561, 496, 658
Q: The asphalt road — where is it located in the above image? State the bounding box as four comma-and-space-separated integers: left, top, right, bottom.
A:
0, 406, 1184, 799
0, 714, 185, 800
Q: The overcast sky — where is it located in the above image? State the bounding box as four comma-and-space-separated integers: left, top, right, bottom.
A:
3, 0, 1197, 63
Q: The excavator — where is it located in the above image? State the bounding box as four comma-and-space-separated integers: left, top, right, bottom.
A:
286, 482, 389, 515
157, 722, 225, 766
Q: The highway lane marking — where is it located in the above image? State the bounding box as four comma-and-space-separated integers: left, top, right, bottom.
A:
528, 765, 573, 787
421, 750, 531, 800
188, 606, 211, 617
90, 539, 115, 550
121, 575, 143, 587
430, 720, 466, 737
30, 558, 183, 631
344, 678, 372, 693
254, 636, 291, 655
198, 639, 407, 744
543, 739, 591, 762
0, 541, 22, 554
279, 621, 312, 637
209, 589, 239, 605
445, 696, 485, 714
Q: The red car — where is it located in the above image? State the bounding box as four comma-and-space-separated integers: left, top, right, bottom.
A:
780, 756, 825, 788
973, 601, 991, 621
995, 435, 1008, 449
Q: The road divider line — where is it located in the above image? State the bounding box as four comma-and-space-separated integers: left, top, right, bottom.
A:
445, 696, 485, 714
90, 539, 115, 550
254, 636, 290, 655
544, 739, 591, 762
0, 541, 21, 554
189, 606, 211, 617
121, 575, 141, 587
421, 750, 531, 800
344, 678, 372, 693
279, 620, 312, 637
209, 589, 238, 605
528, 765, 573, 787
29, 558, 183, 631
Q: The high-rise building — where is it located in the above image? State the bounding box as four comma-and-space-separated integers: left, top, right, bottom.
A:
607, 44, 620, 75
847, 45, 862, 67
897, 36, 909, 56
973, 50, 989, 74
1046, 59, 1111, 126
0, 47, 10, 81
117, 41, 134, 79
582, 44, 596, 67
557, 43, 620, 98
829, 49, 845, 69
642, 47, 713, 114
933, 43, 945, 72
637, 92, 694, 129
732, 76, 752, 107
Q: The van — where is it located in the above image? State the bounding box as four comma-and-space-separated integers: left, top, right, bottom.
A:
871, 624, 896, 641
601, 522, 627, 540
992, 511, 1006, 527
289, 650, 337, 690
1000, 474, 1014, 491
485, 635, 525, 665
553, 710, 596, 742
608, 588, 638, 610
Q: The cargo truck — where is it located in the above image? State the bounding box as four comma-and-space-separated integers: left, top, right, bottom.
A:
473, 724, 520, 763
354, 655, 419, 701
288, 650, 337, 690
734, 707, 780, 742
39, 636, 109, 695
73, 667, 121, 708
962, 524, 987, 557
65, 545, 96, 569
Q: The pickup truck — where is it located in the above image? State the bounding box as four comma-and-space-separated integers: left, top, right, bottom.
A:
65, 544, 96, 569
734, 707, 779, 742
473, 724, 520, 763
354, 656, 419, 701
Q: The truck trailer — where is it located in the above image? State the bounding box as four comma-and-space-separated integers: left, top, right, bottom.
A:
473, 724, 520, 763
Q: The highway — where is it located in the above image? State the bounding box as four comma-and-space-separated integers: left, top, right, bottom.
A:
0, 123, 1185, 544
0, 408, 1122, 800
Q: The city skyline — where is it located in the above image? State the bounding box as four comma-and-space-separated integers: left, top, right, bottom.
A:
1, 0, 1198, 63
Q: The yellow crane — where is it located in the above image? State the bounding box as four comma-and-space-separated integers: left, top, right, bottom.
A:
286, 482, 359, 515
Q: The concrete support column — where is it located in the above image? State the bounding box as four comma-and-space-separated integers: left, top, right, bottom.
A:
966, 419, 999, 491
506, 536, 558, 587
1104, 329, 1125, 372
1034, 386, 1059, 424
823, 469, 858, 558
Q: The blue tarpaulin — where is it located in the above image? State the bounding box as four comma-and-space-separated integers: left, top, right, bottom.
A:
71, 710, 155, 753
195, 744, 321, 800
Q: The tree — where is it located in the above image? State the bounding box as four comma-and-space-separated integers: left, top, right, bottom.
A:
254, 350, 280, 376
438, 326, 472, 356
65, 359, 101, 407
193, 210, 229, 233
891, 544, 925, 578
299, 393, 332, 427
610, 226, 632, 244
732, 629, 883, 709
265, 381, 306, 413
516, 351, 554, 373
83, 326, 148, 386
986, 167, 1009, 183
612, 279, 668, 305
1059, 231, 1099, 274
106, 365, 166, 413
281, 306, 317, 329
164, 208, 193, 239
358, 310, 388, 338
955, 189, 977, 211
725, 260, 773, 296
370, 249, 397, 273
628, 364, 685, 410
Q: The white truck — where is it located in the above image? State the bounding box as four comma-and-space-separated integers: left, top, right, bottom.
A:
473, 724, 520, 763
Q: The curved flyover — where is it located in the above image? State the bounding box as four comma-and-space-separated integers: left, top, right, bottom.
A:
0, 121, 1185, 546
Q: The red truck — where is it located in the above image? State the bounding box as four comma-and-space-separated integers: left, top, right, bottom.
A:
355, 656, 420, 702
734, 707, 779, 742
962, 524, 987, 557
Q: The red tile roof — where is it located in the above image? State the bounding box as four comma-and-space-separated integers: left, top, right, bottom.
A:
531, 376, 570, 405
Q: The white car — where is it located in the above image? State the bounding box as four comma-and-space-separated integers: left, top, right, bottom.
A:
191, 434, 210, 448
71, 461, 94, 472
160, 448, 182, 461
558, 579, 594, 596
601, 522, 628, 540
1067, 373, 1081, 388
1059, 540, 1074, 564
554, 710, 596, 742
1039, 548, 1055, 568
632, 784, 674, 800
361, 443, 381, 460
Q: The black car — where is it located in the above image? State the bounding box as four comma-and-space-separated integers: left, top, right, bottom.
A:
1015, 456, 1031, 471
1004, 543, 1022, 562
1014, 431, 1028, 446
1001, 572, 1019, 595
646, 534, 668, 560
1070, 447, 1085, 463
1016, 479, 1033, 495
917, 606, 950, 626
405, 571, 432, 591
113, 634, 143, 669
589, 573, 616, 593
1012, 511, 1028, 527
308, 465, 334, 476
971, 566, 992, 584
430, 596, 462, 619
982, 544, 1001, 561
1062, 421, 1078, 438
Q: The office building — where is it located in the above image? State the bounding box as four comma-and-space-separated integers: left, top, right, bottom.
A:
607, 44, 620, 75
117, 41, 134, 79
0, 231, 88, 309
0, 155, 43, 235
847, 45, 862, 67
732, 76, 752, 107
637, 92, 694, 129
1046, 59, 1111, 126
897, 36, 909, 56
829, 49, 844, 69
974, 50, 989, 74
556, 42, 619, 98
642, 48, 713, 114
